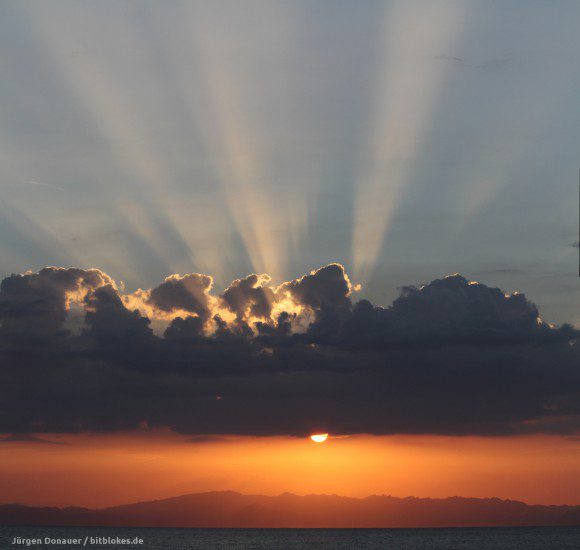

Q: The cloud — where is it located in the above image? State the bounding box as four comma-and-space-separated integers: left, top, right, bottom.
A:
332, 274, 575, 349
0, 434, 63, 445
280, 264, 352, 313
84, 284, 153, 345
221, 274, 275, 321
0, 267, 113, 340
164, 315, 205, 341
188, 435, 229, 444
434, 54, 511, 69
146, 273, 214, 320
26, 180, 65, 192
0, 264, 578, 437
476, 268, 525, 275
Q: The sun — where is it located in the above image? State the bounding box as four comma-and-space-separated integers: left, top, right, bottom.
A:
310, 433, 329, 443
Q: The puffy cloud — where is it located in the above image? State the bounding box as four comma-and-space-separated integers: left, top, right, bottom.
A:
221, 274, 275, 321
255, 311, 293, 341
164, 315, 205, 341
279, 264, 352, 314
0, 264, 578, 437
146, 273, 214, 320
0, 267, 113, 339
335, 274, 576, 349
84, 284, 153, 344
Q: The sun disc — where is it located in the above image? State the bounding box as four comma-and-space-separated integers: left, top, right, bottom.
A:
310, 433, 329, 443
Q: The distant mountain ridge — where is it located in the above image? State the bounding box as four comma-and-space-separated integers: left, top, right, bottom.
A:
2, 491, 580, 528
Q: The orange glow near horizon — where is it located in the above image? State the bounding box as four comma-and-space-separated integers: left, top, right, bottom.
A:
2, 432, 580, 509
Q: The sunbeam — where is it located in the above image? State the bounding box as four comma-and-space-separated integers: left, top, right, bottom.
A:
186, 2, 316, 283
351, 0, 465, 285
19, 3, 198, 282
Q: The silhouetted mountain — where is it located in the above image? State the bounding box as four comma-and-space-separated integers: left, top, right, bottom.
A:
2, 492, 580, 528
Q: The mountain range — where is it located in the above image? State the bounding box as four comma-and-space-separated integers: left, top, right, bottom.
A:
2, 492, 580, 528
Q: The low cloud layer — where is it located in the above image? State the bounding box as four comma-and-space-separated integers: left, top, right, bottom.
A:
0, 264, 578, 437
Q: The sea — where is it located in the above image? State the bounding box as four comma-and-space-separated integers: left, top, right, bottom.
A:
2, 526, 580, 549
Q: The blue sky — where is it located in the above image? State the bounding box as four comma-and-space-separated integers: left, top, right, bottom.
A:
0, 0, 578, 325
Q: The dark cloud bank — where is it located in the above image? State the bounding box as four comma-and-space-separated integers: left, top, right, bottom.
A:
0, 264, 578, 437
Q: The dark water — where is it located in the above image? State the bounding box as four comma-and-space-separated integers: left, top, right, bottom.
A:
2, 526, 580, 549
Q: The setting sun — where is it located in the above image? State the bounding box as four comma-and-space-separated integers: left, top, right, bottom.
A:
310, 434, 329, 443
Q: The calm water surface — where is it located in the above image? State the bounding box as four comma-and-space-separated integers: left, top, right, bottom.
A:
2, 526, 580, 549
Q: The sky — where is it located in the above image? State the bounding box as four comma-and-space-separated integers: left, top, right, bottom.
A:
0, 0, 579, 324
1, 0, 580, 508
3, 433, 580, 508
